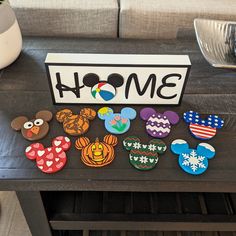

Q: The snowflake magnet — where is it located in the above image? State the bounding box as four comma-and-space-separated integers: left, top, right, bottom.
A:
171, 139, 215, 175
183, 111, 224, 140
123, 136, 167, 171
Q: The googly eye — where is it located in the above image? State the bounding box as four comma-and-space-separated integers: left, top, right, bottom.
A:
34, 119, 44, 126
23, 121, 33, 129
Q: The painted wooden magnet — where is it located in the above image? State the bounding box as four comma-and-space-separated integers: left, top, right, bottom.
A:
83, 73, 124, 101
140, 108, 179, 138
98, 107, 136, 134
75, 134, 118, 167
25, 136, 71, 174
123, 136, 167, 171
183, 111, 224, 140
11, 110, 53, 141
56, 108, 96, 136
171, 139, 215, 175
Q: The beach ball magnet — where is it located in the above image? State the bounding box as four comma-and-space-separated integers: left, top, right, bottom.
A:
83, 73, 124, 101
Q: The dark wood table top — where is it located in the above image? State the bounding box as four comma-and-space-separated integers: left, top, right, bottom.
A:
0, 37, 235, 192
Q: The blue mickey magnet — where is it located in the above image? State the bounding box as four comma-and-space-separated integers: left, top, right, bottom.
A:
98, 107, 136, 134
183, 111, 224, 140
171, 139, 215, 175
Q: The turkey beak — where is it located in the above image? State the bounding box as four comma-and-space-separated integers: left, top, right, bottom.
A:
30, 126, 40, 135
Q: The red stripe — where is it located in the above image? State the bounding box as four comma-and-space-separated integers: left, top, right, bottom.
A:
98, 82, 106, 88
190, 128, 216, 135
190, 124, 216, 132
191, 131, 213, 138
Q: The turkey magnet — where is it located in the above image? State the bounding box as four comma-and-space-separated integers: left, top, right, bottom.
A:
25, 136, 71, 174
11, 110, 53, 141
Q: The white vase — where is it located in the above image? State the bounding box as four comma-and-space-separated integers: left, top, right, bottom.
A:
0, 2, 22, 70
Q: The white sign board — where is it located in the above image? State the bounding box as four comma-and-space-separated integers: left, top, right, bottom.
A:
45, 53, 191, 105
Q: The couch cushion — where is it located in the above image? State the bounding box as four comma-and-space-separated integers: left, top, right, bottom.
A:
120, 0, 236, 39
9, 0, 118, 38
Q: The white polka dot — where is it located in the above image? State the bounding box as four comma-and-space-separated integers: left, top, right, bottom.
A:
163, 116, 167, 119
195, 119, 199, 122
153, 132, 156, 134
159, 132, 162, 135
158, 115, 161, 118
163, 125, 165, 127
202, 121, 205, 123
151, 123, 154, 125
221, 120, 224, 123
215, 123, 218, 126
189, 118, 192, 120
189, 114, 192, 117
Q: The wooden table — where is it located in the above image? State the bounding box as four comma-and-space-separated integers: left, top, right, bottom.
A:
0, 37, 236, 236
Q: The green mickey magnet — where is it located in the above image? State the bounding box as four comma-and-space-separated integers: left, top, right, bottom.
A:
123, 136, 167, 171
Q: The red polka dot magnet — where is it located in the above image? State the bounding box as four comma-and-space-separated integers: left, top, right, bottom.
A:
25, 136, 71, 174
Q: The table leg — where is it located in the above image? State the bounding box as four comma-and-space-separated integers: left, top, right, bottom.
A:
16, 191, 52, 236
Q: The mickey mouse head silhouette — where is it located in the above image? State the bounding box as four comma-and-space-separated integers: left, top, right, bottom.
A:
123, 136, 167, 171
171, 139, 215, 175
140, 108, 179, 138
56, 108, 96, 136
83, 73, 124, 101
98, 107, 136, 134
25, 136, 71, 174
75, 134, 118, 167
11, 110, 53, 141
183, 111, 224, 140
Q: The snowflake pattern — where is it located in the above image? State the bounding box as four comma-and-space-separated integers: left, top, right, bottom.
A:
133, 142, 141, 149
148, 144, 157, 151
139, 156, 148, 164
181, 150, 206, 172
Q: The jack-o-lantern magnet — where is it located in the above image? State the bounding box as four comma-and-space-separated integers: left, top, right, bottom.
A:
75, 135, 118, 167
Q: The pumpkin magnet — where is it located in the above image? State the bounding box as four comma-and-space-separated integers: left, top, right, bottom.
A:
98, 107, 137, 134
56, 108, 96, 136
123, 136, 167, 171
11, 110, 53, 141
75, 134, 118, 167
25, 136, 71, 174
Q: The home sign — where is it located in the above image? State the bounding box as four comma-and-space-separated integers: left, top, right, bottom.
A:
45, 53, 191, 105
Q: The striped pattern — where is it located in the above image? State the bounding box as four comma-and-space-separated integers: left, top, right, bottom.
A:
190, 123, 216, 140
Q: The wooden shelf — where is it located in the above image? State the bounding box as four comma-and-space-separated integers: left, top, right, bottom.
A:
41, 192, 236, 231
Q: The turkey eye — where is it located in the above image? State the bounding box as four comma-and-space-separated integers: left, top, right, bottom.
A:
23, 121, 33, 129
34, 119, 44, 126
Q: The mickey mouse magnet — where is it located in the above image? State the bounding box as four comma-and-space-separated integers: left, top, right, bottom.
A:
98, 107, 136, 134
140, 108, 179, 138
123, 136, 167, 171
171, 139, 215, 175
183, 111, 224, 140
11, 110, 53, 141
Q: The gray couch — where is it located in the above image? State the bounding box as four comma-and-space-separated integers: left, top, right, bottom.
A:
9, 0, 236, 39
